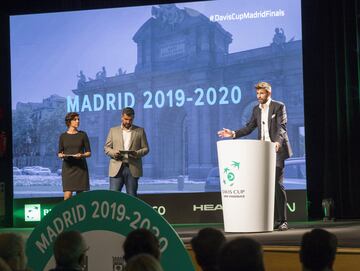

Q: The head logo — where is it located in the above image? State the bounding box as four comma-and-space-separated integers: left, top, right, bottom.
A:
222, 161, 240, 186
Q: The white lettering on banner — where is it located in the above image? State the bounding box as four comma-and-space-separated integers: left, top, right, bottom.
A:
67, 95, 79, 112
35, 234, 50, 255
210, 9, 285, 22
46, 226, 57, 243
93, 94, 104, 111
106, 93, 116, 110
67, 92, 135, 113
152, 206, 166, 216
81, 95, 92, 111
53, 217, 64, 233
35, 204, 86, 254
43, 209, 51, 216
66, 85, 242, 112
193, 204, 223, 212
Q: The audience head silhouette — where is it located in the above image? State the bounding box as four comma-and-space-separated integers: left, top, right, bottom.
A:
124, 253, 163, 271
123, 229, 160, 262
0, 257, 12, 271
300, 228, 337, 271
0, 233, 27, 271
218, 237, 265, 271
52, 231, 88, 270
191, 227, 225, 271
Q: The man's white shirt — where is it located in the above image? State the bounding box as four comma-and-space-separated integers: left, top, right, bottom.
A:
259, 98, 272, 142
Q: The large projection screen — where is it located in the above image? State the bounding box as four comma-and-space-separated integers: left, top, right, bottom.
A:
10, 0, 305, 198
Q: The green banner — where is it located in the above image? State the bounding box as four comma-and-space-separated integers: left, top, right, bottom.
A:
26, 190, 195, 271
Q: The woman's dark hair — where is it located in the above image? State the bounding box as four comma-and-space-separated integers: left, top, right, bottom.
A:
65, 112, 79, 127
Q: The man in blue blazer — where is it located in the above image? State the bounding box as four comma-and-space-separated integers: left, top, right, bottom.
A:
218, 81, 292, 230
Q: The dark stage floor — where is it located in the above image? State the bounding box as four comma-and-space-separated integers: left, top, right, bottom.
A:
1, 220, 360, 248
174, 220, 360, 248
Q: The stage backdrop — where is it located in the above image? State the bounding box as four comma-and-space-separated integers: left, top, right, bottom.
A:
10, 0, 305, 198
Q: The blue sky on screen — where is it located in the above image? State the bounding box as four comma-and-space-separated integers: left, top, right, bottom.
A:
10, 0, 301, 108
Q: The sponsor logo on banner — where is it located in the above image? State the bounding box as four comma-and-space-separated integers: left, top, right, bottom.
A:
193, 204, 223, 212
24, 204, 41, 222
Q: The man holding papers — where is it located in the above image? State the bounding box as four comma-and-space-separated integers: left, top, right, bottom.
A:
104, 107, 149, 196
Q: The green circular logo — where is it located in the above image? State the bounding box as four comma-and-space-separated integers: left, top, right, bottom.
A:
26, 190, 195, 271
227, 172, 235, 181
222, 161, 240, 186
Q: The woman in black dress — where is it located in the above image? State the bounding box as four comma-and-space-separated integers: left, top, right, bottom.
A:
58, 112, 91, 200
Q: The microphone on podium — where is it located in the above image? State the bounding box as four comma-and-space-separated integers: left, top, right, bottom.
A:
261, 121, 265, 141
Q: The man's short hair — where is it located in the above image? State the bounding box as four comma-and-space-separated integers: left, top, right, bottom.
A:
122, 107, 135, 117
123, 229, 160, 262
255, 81, 272, 93
218, 237, 265, 271
300, 228, 337, 270
53, 231, 88, 267
191, 227, 225, 270
0, 233, 26, 270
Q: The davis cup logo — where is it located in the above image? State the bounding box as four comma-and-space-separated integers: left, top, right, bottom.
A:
222, 161, 240, 186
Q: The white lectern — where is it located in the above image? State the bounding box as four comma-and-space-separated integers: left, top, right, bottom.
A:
217, 139, 276, 232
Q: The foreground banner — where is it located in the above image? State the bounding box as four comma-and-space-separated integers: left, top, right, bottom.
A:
26, 190, 194, 271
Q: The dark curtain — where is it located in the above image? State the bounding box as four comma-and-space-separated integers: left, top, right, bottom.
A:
302, 0, 360, 219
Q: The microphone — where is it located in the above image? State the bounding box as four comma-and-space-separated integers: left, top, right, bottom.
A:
262, 121, 265, 141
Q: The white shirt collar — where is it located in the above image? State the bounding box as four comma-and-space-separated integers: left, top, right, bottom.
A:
121, 124, 132, 131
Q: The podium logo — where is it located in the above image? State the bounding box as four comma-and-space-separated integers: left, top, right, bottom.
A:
222, 161, 240, 186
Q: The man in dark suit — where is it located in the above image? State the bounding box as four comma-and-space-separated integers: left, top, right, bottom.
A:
218, 82, 292, 231
104, 107, 149, 197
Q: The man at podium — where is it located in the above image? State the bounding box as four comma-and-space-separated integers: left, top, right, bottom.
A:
218, 81, 293, 231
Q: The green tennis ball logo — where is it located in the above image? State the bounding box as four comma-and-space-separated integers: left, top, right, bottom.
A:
222, 161, 240, 186
227, 172, 235, 182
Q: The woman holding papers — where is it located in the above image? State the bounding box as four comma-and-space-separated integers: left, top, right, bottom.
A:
58, 112, 91, 200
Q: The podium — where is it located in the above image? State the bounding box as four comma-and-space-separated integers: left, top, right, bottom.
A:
217, 139, 276, 232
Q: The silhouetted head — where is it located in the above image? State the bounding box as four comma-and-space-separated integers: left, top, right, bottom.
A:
191, 227, 225, 270
123, 229, 160, 262
53, 231, 88, 269
218, 237, 265, 271
0, 233, 27, 271
300, 228, 337, 271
